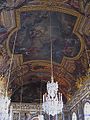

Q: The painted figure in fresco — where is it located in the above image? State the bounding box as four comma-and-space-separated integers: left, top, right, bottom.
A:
0, 25, 8, 43
0, 10, 8, 42
85, 36, 90, 50
83, 0, 90, 7
65, 0, 90, 13
0, 0, 43, 10
0, 11, 8, 40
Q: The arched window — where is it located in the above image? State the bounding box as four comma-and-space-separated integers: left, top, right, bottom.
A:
84, 102, 90, 120
72, 112, 77, 120
31, 115, 44, 120
31, 117, 39, 120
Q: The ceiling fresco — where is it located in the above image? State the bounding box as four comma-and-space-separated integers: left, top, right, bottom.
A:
9, 11, 81, 63
0, 0, 90, 104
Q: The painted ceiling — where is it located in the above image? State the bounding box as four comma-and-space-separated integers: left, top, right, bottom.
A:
9, 11, 80, 63
0, 0, 90, 104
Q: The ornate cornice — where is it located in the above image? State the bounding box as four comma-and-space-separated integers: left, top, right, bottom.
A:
11, 102, 42, 113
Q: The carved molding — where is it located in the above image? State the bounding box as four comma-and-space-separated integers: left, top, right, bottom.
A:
11, 102, 42, 113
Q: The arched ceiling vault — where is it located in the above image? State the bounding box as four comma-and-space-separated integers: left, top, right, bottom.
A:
10, 61, 74, 101
0, 0, 90, 104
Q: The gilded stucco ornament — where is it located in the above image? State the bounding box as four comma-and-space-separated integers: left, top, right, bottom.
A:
76, 63, 90, 89
0, 45, 9, 75
0, 75, 12, 97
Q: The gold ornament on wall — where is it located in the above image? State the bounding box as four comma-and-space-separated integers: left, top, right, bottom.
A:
0, 75, 12, 97
0, 75, 7, 97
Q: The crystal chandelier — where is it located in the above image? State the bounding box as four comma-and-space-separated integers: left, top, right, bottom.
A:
42, 76, 63, 116
0, 75, 11, 120
42, 12, 63, 116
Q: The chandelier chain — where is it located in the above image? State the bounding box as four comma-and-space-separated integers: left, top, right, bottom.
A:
49, 11, 53, 82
